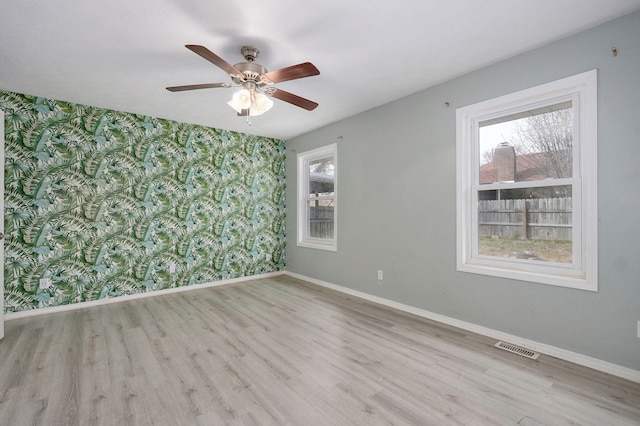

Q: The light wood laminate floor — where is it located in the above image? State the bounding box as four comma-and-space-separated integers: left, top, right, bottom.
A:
1, 275, 639, 425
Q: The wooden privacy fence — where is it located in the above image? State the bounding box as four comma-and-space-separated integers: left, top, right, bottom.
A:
309, 220, 334, 239
478, 197, 572, 241
309, 205, 334, 239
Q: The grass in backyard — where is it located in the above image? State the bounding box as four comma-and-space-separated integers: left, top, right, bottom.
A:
479, 237, 572, 263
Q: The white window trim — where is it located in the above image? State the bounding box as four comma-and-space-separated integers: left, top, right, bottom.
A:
297, 143, 337, 251
456, 70, 597, 291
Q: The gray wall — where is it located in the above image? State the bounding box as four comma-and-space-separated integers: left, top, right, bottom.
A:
285, 11, 640, 371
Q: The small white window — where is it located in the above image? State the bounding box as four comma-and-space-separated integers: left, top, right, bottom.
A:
456, 70, 597, 290
297, 144, 337, 251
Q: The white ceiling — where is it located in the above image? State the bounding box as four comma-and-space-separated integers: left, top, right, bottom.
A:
2, 1, 640, 141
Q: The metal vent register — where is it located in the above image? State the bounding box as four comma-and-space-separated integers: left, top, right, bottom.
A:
494, 341, 540, 360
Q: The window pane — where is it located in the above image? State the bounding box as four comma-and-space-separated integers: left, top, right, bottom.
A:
479, 102, 573, 184
477, 185, 572, 263
308, 199, 334, 239
309, 157, 334, 196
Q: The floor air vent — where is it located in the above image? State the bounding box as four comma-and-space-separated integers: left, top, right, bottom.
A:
494, 341, 540, 360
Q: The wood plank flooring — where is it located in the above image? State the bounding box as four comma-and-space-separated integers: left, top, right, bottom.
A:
1, 275, 639, 425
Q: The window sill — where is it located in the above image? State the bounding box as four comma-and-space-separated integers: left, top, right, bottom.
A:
457, 261, 596, 291
297, 239, 337, 252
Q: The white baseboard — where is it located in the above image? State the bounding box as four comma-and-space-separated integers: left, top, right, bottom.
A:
4, 271, 283, 321
284, 271, 640, 384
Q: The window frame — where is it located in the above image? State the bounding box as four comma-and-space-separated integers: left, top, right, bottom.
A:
297, 143, 338, 251
456, 70, 597, 290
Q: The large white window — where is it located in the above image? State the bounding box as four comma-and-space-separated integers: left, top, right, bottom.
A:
456, 70, 597, 290
297, 144, 337, 251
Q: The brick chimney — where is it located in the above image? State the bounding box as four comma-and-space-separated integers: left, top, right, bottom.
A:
494, 142, 516, 182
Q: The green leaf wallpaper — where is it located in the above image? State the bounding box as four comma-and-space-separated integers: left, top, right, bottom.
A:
1, 91, 286, 313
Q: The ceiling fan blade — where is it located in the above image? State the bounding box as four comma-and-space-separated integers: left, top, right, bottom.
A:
269, 89, 318, 111
185, 44, 244, 79
262, 62, 320, 84
166, 83, 230, 92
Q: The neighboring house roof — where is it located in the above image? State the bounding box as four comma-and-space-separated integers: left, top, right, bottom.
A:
479, 152, 548, 184
309, 172, 335, 194
310, 172, 334, 183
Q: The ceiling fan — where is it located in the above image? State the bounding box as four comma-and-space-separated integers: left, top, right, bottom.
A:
166, 45, 320, 117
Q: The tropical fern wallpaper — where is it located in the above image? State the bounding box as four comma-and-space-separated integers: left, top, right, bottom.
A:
1, 91, 286, 313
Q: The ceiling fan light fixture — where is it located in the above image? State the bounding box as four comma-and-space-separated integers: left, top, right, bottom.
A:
227, 85, 273, 116
227, 88, 252, 113
250, 92, 274, 116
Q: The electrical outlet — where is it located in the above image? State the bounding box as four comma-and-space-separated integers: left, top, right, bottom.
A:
266, 254, 272, 261
377, 270, 383, 281
39, 278, 52, 289
637, 321, 640, 339
169, 263, 176, 273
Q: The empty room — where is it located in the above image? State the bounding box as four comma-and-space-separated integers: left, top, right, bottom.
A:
1, 1, 639, 424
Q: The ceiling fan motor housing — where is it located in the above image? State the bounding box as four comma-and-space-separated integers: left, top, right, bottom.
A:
232, 61, 268, 85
